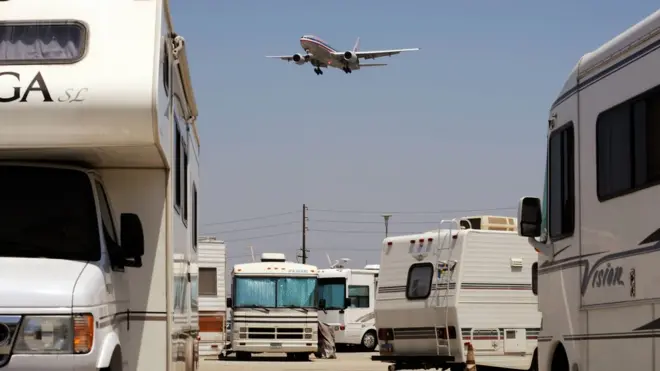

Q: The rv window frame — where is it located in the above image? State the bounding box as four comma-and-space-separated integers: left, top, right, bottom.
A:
596, 85, 660, 201
548, 121, 575, 241
0, 20, 89, 66
174, 121, 182, 214
192, 183, 198, 251
405, 262, 434, 300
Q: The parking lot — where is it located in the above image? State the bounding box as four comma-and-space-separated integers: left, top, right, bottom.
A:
200, 351, 385, 371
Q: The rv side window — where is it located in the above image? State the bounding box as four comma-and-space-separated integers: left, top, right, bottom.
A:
531, 262, 538, 296
174, 123, 182, 211
173, 274, 186, 313
192, 184, 198, 251
0, 21, 87, 64
182, 140, 189, 225
405, 263, 433, 300
548, 122, 575, 240
199, 267, 218, 296
348, 285, 370, 308
596, 89, 660, 200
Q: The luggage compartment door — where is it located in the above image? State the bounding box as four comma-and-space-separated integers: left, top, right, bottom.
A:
503, 329, 526, 353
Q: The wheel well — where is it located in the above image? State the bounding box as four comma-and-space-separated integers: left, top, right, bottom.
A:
551, 343, 569, 371
100, 347, 123, 371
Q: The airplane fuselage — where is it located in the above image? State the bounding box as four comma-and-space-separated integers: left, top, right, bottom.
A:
299, 35, 361, 71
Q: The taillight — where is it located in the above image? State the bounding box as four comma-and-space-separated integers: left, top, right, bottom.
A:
339, 325, 345, 331
378, 328, 394, 341
436, 326, 457, 339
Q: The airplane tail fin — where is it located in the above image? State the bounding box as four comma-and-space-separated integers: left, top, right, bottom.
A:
352, 37, 360, 52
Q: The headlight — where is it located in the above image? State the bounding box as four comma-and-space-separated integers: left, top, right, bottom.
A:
13, 314, 94, 355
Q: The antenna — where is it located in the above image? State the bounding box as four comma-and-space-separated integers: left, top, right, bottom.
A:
249, 246, 255, 262
326, 253, 333, 267
331, 258, 351, 269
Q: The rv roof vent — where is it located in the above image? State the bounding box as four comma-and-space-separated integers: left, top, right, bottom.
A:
261, 253, 286, 262
364, 264, 380, 271
459, 215, 517, 232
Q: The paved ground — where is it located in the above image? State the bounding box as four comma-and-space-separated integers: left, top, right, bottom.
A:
200, 351, 388, 371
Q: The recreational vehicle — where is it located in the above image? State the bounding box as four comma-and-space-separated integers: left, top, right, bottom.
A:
516, 8, 660, 371
197, 237, 228, 358
317, 261, 380, 350
226, 253, 320, 361
372, 216, 540, 371
0, 1, 201, 370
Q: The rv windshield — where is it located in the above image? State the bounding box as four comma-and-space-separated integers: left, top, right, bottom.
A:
0, 165, 100, 261
234, 276, 317, 308
317, 277, 347, 309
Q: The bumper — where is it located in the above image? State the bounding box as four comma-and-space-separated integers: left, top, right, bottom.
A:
2, 354, 97, 371
232, 340, 317, 354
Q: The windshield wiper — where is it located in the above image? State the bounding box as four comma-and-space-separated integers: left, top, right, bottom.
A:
243, 305, 270, 313
282, 305, 308, 313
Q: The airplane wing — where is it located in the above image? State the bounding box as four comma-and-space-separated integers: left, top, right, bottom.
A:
265, 55, 296, 62
352, 48, 420, 60
360, 63, 387, 67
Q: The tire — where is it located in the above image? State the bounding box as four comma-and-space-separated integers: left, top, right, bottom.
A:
100, 348, 122, 371
236, 351, 252, 361
529, 349, 539, 371
361, 330, 377, 351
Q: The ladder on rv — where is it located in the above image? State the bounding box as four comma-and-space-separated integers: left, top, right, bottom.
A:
432, 219, 461, 357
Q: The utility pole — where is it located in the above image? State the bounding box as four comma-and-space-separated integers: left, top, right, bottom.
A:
382, 214, 392, 237
301, 204, 309, 263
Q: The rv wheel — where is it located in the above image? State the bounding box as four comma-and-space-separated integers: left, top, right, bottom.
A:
236, 351, 252, 361
361, 330, 377, 351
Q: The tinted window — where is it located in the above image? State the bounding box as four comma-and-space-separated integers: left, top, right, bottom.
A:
597, 89, 660, 200
348, 285, 369, 308
174, 122, 182, 210
0, 22, 86, 64
405, 263, 433, 300
548, 123, 575, 240
0, 165, 100, 261
199, 267, 217, 296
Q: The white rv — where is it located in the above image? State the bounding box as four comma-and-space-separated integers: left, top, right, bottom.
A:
0, 1, 201, 370
317, 261, 380, 350
372, 216, 540, 371
516, 8, 660, 371
197, 236, 227, 358
226, 253, 320, 361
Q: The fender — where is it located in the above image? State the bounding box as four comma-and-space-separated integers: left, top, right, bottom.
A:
96, 331, 121, 369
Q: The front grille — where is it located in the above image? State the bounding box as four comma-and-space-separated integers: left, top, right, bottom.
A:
0, 316, 21, 368
247, 327, 305, 340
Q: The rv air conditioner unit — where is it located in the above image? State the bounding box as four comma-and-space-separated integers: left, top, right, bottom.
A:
364, 264, 380, 270
459, 215, 518, 232
260, 253, 286, 262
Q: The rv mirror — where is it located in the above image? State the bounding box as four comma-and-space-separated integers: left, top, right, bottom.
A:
344, 298, 352, 308
517, 197, 542, 238
318, 298, 326, 309
226, 297, 233, 308
120, 213, 144, 267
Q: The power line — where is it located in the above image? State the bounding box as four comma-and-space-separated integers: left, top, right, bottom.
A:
309, 228, 419, 235
307, 207, 516, 215
222, 230, 300, 243
202, 210, 300, 226
205, 220, 299, 234
310, 219, 444, 224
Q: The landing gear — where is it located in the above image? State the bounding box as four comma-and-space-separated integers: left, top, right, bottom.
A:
313, 67, 323, 75
342, 66, 352, 74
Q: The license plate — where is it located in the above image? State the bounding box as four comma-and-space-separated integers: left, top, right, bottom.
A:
270, 343, 282, 349
380, 343, 393, 353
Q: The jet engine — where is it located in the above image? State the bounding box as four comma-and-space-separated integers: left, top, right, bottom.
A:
292, 53, 308, 65
343, 51, 358, 64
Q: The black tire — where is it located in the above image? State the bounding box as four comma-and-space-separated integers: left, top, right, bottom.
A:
100, 347, 122, 371
236, 351, 251, 361
551, 344, 569, 371
529, 349, 539, 371
361, 330, 378, 351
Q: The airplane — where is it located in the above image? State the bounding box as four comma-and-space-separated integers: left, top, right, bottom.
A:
266, 35, 420, 75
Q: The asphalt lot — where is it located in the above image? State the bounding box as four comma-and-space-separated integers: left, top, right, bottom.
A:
200, 351, 386, 371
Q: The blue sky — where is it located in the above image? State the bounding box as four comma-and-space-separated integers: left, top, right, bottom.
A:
169, 1, 659, 269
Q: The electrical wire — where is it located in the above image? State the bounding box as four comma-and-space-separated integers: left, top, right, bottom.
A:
205, 220, 299, 234
202, 210, 300, 226
309, 228, 418, 234
307, 206, 516, 215
222, 230, 300, 243
310, 219, 443, 224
